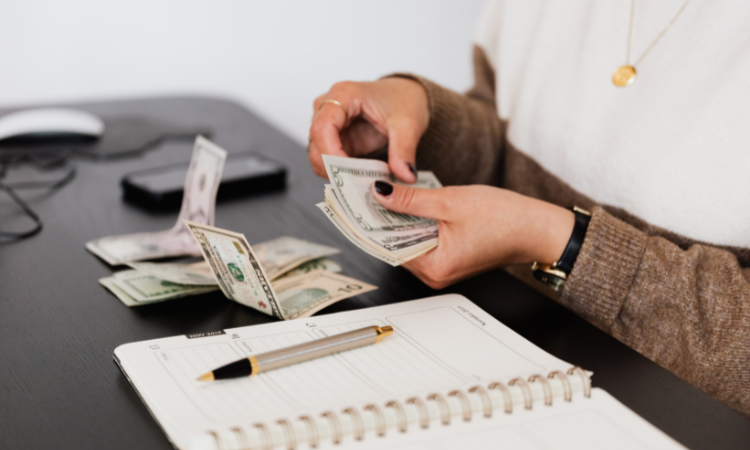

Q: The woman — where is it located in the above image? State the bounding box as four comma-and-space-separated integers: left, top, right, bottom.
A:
306, 0, 750, 416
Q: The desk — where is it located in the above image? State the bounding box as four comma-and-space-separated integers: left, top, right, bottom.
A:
0, 97, 747, 449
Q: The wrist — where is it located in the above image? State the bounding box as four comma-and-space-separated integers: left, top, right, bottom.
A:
529, 201, 576, 265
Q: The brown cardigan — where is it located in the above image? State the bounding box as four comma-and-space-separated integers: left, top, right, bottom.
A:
391, 46, 750, 417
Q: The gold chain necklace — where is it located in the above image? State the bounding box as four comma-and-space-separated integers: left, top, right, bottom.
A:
612, 0, 692, 87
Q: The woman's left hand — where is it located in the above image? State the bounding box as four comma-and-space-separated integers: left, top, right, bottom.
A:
371, 181, 575, 289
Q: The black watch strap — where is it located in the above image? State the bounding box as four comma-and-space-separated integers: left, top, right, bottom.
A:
556, 207, 591, 274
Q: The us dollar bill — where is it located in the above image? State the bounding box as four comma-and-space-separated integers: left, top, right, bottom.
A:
126, 261, 217, 285
99, 270, 217, 306
86, 136, 227, 265
251, 236, 340, 280
318, 155, 442, 265
272, 270, 377, 320
274, 257, 342, 279
183, 220, 284, 319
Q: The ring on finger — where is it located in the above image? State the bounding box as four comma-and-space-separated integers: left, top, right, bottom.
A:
319, 99, 348, 121
306, 135, 312, 154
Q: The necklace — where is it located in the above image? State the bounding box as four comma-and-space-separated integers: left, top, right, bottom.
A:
612, 0, 692, 87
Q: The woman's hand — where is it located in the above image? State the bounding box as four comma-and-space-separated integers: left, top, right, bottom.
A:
308, 78, 429, 183
371, 181, 576, 289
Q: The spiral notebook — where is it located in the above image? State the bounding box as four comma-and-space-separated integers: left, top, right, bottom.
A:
114, 294, 686, 450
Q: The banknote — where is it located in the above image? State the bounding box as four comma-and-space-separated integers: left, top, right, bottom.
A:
272, 270, 377, 320
251, 236, 340, 280
86, 136, 227, 265
317, 155, 443, 265
316, 202, 402, 266
184, 220, 283, 318
99, 270, 217, 306
274, 257, 342, 279
126, 261, 217, 285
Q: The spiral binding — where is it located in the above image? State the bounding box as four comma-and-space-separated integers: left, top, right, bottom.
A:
209, 366, 591, 450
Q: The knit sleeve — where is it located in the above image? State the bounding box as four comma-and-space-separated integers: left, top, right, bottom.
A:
385, 45, 505, 186
561, 206, 750, 416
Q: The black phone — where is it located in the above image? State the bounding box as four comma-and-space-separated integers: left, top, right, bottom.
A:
122, 152, 286, 210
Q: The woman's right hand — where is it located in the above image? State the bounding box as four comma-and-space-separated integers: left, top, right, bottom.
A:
307, 77, 430, 183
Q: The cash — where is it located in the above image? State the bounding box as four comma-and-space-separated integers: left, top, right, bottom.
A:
318, 155, 442, 266
184, 221, 283, 318
183, 221, 375, 320
251, 236, 340, 280
273, 270, 376, 320
126, 261, 216, 286
275, 257, 342, 279
99, 270, 217, 306
86, 136, 227, 265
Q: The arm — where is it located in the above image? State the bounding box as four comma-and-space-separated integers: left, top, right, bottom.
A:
562, 207, 750, 415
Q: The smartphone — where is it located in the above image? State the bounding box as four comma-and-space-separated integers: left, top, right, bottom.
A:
122, 152, 286, 210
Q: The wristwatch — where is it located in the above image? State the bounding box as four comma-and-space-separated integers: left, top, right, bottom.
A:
532, 206, 591, 292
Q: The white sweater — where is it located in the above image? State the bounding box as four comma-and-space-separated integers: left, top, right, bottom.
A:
475, 0, 750, 247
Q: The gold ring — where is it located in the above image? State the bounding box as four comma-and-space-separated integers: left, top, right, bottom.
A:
306, 135, 312, 154
319, 99, 348, 120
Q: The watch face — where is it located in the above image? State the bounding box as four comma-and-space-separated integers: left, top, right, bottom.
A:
532, 270, 566, 292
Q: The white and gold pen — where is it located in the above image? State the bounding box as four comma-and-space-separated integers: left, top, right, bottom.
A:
198, 325, 394, 381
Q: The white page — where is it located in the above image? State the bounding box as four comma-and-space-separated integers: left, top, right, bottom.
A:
114, 294, 574, 448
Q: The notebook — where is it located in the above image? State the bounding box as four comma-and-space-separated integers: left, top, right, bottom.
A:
114, 294, 686, 450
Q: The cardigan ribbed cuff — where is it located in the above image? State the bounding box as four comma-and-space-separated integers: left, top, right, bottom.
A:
560, 206, 648, 329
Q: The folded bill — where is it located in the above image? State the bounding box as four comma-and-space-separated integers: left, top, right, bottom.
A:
86, 136, 227, 265
273, 270, 376, 320
184, 220, 283, 318
249, 236, 340, 280
99, 270, 217, 306
318, 155, 442, 266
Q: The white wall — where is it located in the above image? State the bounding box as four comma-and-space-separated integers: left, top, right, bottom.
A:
0, 0, 485, 144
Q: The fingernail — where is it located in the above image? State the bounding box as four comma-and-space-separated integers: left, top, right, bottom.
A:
407, 162, 417, 177
374, 180, 394, 196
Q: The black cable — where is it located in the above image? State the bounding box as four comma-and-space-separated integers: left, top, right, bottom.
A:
0, 180, 43, 240
0, 155, 76, 242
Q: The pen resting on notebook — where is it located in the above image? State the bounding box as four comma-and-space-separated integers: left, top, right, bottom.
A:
198, 325, 394, 381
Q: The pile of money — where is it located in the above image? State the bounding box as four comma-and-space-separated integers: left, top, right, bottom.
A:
99, 233, 374, 320
91, 136, 377, 320
86, 135, 227, 265
316, 155, 443, 266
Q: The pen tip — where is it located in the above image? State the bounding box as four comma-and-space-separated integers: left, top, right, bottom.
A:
197, 372, 215, 381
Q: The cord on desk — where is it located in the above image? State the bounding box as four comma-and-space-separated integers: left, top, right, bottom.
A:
0, 153, 76, 242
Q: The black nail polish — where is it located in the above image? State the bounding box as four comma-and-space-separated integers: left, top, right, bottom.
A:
374, 180, 394, 196
407, 162, 417, 177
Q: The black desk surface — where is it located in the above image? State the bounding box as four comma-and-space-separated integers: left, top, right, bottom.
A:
0, 97, 747, 450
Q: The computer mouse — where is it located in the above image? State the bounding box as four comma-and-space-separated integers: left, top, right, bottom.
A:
0, 108, 105, 141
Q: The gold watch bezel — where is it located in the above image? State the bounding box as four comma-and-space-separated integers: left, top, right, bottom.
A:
531, 262, 567, 292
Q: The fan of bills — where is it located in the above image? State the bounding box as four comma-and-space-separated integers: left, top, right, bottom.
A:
88, 137, 376, 320
316, 154, 443, 266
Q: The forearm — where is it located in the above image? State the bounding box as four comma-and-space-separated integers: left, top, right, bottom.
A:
561, 207, 750, 415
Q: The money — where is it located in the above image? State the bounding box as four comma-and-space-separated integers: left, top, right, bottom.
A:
251, 236, 340, 280
272, 270, 377, 320
99, 270, 217, 306
274, 257, 342, 279
319, 155, 442, 266
86, 136, 227, 265
184, 220, 283, 318
126, 261, 217, 286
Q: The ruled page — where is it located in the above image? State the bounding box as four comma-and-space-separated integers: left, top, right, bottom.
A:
114, 294, 573, 444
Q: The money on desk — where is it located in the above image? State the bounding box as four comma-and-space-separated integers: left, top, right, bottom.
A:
101, 228, 374, 320
86, 135, 227, 265
317, 154, 442, 266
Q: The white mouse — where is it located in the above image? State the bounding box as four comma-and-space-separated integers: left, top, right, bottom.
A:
0, 108, 105, 141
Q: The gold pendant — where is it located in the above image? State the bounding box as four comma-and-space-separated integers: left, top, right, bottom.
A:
612, 65, 637, 87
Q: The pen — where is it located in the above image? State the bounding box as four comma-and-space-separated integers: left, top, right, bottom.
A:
198, 325, 394, 381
